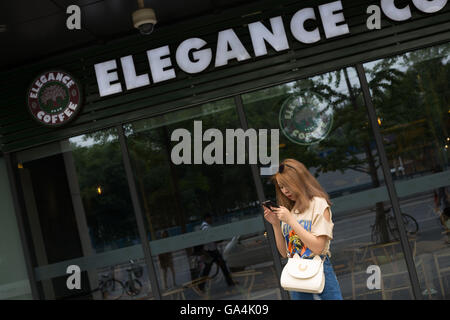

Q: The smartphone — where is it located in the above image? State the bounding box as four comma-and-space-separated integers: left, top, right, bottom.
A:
262, 200, 280, 212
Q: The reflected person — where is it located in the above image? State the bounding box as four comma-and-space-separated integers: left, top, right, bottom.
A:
263, 159, 343, 300
198, 214, 236, 291
158, 230, 177, 290
441, 207, 450, 244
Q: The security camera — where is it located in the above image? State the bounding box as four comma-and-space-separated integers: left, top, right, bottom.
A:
132, 1, 157, 35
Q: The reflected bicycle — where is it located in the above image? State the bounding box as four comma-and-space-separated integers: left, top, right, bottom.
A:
371, 207, 419, 243
95, 260, 144, 300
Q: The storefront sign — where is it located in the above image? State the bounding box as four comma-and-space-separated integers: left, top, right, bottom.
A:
94, 0, 352, 97
93, 0, 448, 98
381, 0, 447, 21
27, 71, 82, 126
279, 94, 334, 145
25, 1, 447, 128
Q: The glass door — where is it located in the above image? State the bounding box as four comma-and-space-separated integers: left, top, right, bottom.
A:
125, 98, 282, 300
14, 128, 154, 300
363, 42, 450, 299
241, 67, 415, 299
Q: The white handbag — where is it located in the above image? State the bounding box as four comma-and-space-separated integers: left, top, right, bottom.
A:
280, 253, 327, 294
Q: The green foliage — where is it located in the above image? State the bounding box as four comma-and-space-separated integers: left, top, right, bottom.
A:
72, 43, 449, 245
70, 132, 139, 251
367, 43, 450, 172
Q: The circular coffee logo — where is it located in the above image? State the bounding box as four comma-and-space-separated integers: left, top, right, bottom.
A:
279, 93, 333, 145
27, 71, 82, 126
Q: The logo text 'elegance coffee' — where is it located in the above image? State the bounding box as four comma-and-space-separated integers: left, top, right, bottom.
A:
27, 71, 82, 126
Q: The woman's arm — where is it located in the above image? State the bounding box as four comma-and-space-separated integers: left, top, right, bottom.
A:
274, 206, 331, 255
263, 207, 288, 258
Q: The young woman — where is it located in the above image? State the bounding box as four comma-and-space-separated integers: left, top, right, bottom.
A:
263, 159, 343, 300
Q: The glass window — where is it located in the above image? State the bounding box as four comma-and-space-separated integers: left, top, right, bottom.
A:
69, 131, 139, 253
364, 42, 450, 299
0, 157, 32, 299
242, 67, 414, 299
15, 129, 154, 300
125, 99, 282, 300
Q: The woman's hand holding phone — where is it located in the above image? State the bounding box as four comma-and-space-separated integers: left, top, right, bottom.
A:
263, 205, 280, 225
272, 206, 294, 224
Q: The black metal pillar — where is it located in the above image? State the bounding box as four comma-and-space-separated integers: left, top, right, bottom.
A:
356, 64, 422, 300
234, 95, 290, 300
117, 125, 162, 300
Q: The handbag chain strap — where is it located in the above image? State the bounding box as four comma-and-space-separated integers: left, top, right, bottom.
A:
287, 251, 328, 262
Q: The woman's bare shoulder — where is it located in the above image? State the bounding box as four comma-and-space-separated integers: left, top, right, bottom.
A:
312, 196, 328, 203
312, 196, 331, 210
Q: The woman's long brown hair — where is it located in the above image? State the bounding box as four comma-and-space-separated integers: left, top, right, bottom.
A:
271, 159, 331, 213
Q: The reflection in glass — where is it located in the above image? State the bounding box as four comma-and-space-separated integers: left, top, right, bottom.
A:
17, 129, 152, 300
69, 130, 140, 253
243, 68, 414, 299
126, 99, 281, 300
364, 43, 450, 299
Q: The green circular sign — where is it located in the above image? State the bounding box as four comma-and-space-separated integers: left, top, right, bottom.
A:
279, 93, 333, 145
27, 70, 83, 127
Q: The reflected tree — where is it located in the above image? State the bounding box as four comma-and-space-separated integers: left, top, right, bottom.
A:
71, 44, 449, 247
364, 44, 450, 242
293, 68, 392, 243
70, 132, 140, 252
